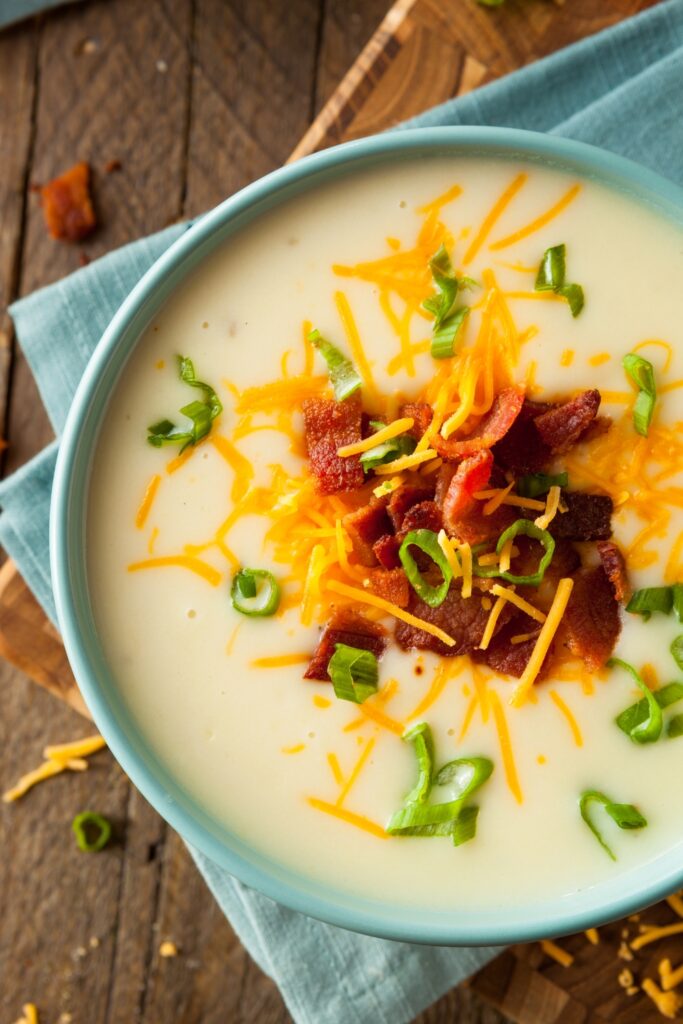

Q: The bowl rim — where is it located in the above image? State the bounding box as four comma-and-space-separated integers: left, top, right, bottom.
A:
51, 126, 683, 946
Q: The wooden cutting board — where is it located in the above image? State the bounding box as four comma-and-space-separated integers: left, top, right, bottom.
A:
3, 1, 678, 1021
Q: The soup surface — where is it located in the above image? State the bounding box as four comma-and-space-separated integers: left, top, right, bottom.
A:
88, 156, 683, 910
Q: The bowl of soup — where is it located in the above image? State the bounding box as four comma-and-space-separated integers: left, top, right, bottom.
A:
51, 127, 683, 945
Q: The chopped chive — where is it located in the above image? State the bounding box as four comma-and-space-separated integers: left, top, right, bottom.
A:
609, 657, 663, 744
672, 636, 683, 671
327, 644, 379, 704
147, 355, 223, 452
626, 586, 673, 620
517, 472, 568, 499
72, 811, 112, 853
614, 680, 683, 741
534, 243, 584, 317
401, 722, 434, 805
579, 790, 647, 861
623, 353, 657, 437
673, 584, 683, 623
431, 307, 469, 359
309, 328, 362, 402
399, 528, 453, 607
451, 804, 480, 847
231, 569, 281, 617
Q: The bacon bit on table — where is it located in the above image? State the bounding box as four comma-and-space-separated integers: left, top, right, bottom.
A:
40, 160, 97, 242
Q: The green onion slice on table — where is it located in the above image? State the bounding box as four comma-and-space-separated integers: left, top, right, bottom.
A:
72, 811, 112, 853
231, 569, 281, 617
309, 328, 362, 401
609, 656, 663, 744
327, 644, 379, 704
147, 355, 223, 452
399, 529, 453, 607
579, 790, 647, 861
623, 352, 657, 437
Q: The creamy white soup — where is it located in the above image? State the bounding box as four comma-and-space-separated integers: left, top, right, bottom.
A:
88, 157, 683, 910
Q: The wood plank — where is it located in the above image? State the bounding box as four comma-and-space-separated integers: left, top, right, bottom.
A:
0, 4, 193, 1024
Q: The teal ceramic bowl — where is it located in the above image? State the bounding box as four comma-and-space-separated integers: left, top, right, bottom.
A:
51, 127, 683, 946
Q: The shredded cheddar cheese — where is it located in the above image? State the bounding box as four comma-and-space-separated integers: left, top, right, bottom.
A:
549, 690, 583, 747
585, 928, 600, 945
641, 978, 683, 1019
437, 529, 462, 577
373, 448, 438, 474
478, 595, 508, 651
631, 922, 683, 951
128, 555, 221, 587
660, 958, 683, 992
326, 579, 457, 647
3, 734, 106, 803
337, 417, 414, 457
473, 489, 546, 512
251, 653, 311, 668
306, 797, 387, 839
540, 939, 574, 968
534, 485, 562, 530
135, 474, 161, 529
463, 172, 528, 264
666, 893, 683, 919
482, 481, 515, 515
490, 583, 546, 624
489, 689, 523, 804
511, 578, 575, 706
490, 183, 581, 251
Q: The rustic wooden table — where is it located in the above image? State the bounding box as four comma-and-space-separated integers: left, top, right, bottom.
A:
0, 1, 512, 1021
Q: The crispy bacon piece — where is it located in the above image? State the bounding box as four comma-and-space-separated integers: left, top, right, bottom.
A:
302, 396, 365, 494
400, 402, 433, 439
534, 389, 601, 453
492, 400, 553, 474
387, 484, 435, 531
562, 566, 621, 671
546, 491, 613, 542
343, 497, 391, 566
433, 387, 525, 460
40, 161, 96, 242
373, 534, 401, 570
442, 450, 493, 526
394, 588, 509, 657
369, 568, 410, 608
304, 610, 387, 681
597, 541, 630, 603
472, 615, 546, 679
510, 536, 581, 583
448, 502, 516, 547
398, 500, 443, 539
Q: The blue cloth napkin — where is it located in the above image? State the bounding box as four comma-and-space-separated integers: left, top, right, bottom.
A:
0, 0, 83, 30
3, 2, 683, 1021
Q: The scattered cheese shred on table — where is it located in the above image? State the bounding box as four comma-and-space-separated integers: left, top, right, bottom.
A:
584, 927, 600, 945
159, 941, 179, 958
631, 922, 683, 951
12, 1005, 38, 1024
540, 939, 574, 968
642, 978, 683, 1020
2, 734, 106, 803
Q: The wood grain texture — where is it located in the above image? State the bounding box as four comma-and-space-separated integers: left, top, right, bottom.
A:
0, 0, 671, 1022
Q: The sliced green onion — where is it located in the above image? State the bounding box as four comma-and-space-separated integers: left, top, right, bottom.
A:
327, 644, 378, 704
668, 714, 683, 739
451, 805, 480, 847
579, 790, 647, 861
558, 283, 585, 318
615, 680, 683, 740
360, 421, 416, 471
422, 245, 470, 359
517, 472, 568, 499
309, 328, 362, 402
147, 355, 223, 452
401, 722, 433, 805
399, 528, 453, 607
535, 244, 566, 292
673, 584, 683, 623
387, 751, 493, 841
609, 656, 663, 744
231, 569, 281, 617
494, 520, 555, 587
72, 811, 112, 853
623, 353, 656, 437
534, 243, 584, 318
672, 636, 683, 671
431, 307, 469, 359
626, 586, 673, 620
423, 245, 458, 327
